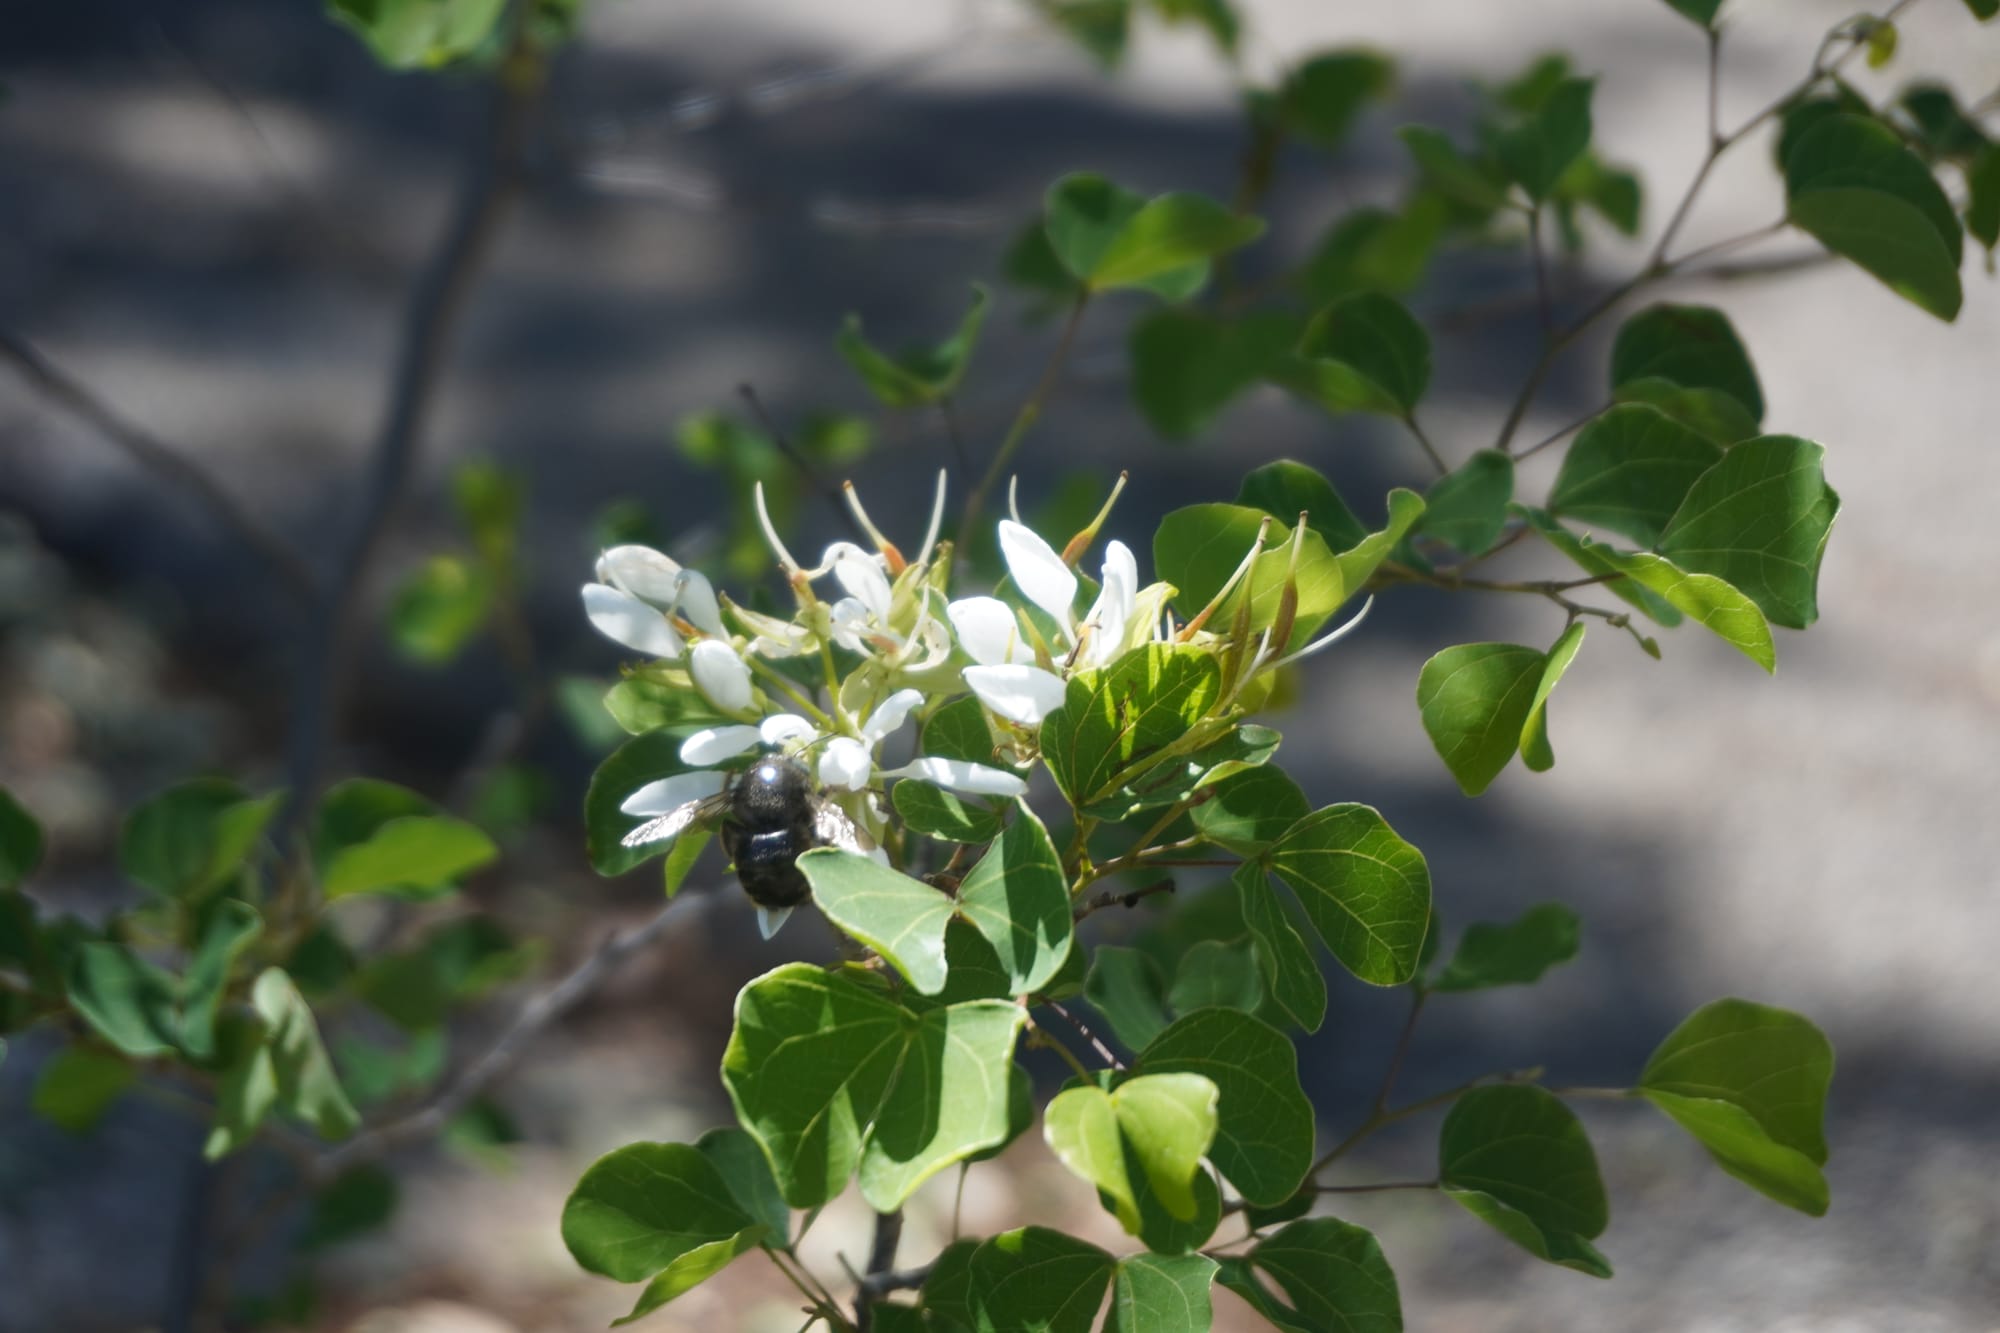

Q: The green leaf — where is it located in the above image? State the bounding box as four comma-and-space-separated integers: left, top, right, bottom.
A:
1191, 766, 1308, 855
800, 849, 955, 995
1661, 0, 1723, 27
1966, 143, 2000, 250
1287, 292, 1431, 416
1039, 0, 1132, 69
1085, 947, 1173, 1053
326, 0, 507, 70
1130, 308, 1298, 439
1268, 805, 1431, 986
1237, 461, 1367, 553
585, 732, 700, 876
179, 898, 264, 1061
0, 788, 44, 889
1125, 1158, 1222, 1255
1418, 451, 1513, 556
1520, 622, 1584, 774
1233, 864, 1325, 1033
1611, 378, 1758, 447
1106, 1253, 1218, 1332
322, 814, 496, 902
1519, 508, 1777, 671
208, 968, 361, 1155
695, 1126, 792, 1246
1639, 998, 1833, 1214
1149, 0, 1238, 52
31, 1045, 135, 1132
560, 1140, 761, 1282
923, 695, 1002, 766
1416, 644, 1546, 797
953, 803, 1074, 995
1275, 51, 1394, 149
1237, 1217, 1404, 1332
722, 964, 1025, 1210
838, 284, 990, 408
1045, 1073, 1218, 1232
1398, 126, 1511, 214
302, 1165, 399, 1251
1498, 77, 1594, 202
616, 1230, 765, 1326
1656, 435, 1840, 630
602, 676, 728, 737
1610, 304, 1765, 426
1167, 939, 1263, 1016
1785, 112, 1963, 319
388, 554, 492, 664
893, 782, 1004, 844
1138, 1008, 1313, 1205
1964, 0, 1999, 19
1439, 1085, 1611, 1277
67, 943, 180, 1057
452, 458, 522, 568
352, 916, 533, 1031
1297, 197, 1445, 304
313, 778, 430, 866
1089, 193, 1265, 291
1332, 489, 1427, 599
1431, 904, 1581, 993
1897, 85, 1989, 163
1550, 404, 1725, 547
1150, 505, 1347, 645
965, 1227, 1114, 1333
120, 779, 279, 900
1043, 645, 1223, 805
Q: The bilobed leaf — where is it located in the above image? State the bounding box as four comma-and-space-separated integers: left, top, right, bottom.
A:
1432, 903, 1580, 993
1498, 77, 1594, 201
1039, 0, 1131, 68
800, 849, 955, 995
893, 782, 1004, 844
1106, 1252, 1218, 1332
1416, 644, 1547, 797
1043, 645, 1223, 805
1241, 1217, 1403, 1332
249, 967, 360, 1140
1138, 1009, 1313, 1205
924, 695, 1001, 766
1550, 404, 1724, 547
1286, 292, 1431, 416
321, 815, 496, 902
1612, 378, 1759, 446
66, 943, 180, 1057
1440, 1085, 1611, 1276
1045, 1085, 1135, 1229
1045, 1073, 1217, 1233
1332, 488, 1427, 600
1167, 939, 1263, 1016
1418, 451, 1514, 556
1151, 504, 1348, 646
966, 1227, 1114, 1333
695, 1126, 792, 1246
1268, 805, 1431, 986
1398, 125, 1511, 213
837, 284, 990, 408
1520, 622, 1585, 773
1130, 308, 1298, 439
1964, 0, 1999, 19
1234, 864, 1326, 1033
1785, 112, 1963, 319
1237, 460, 1367, 552
1519, 508, 1777, 671
1191, 766, 1308, 855
1276, 51, 1393, 149
1086, 947, 1173, 1052
1657, 435, 1841, 630
561, 1141, 760, 1283
721, 964, 1024, 1210
1639, 998, 1833, 1214
1126, 1157, 1223, 1255
327, 0, 507, 70
178, 898, 264, 1061
1047, 174, 1146, 281
0, 788, 44, 889
1297, 197, 1446, 303
1089, 193, 1266, 290
953, 803, 1074, 994
119, 779, 280, 900
388, 554, 491, 664
584, 731, 702, 876
32, 1045, 135, 1133
1610, 304, 1765, 426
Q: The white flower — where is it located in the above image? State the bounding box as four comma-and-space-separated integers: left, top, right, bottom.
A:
689, 640, 754, 714
581, 544, 725, 658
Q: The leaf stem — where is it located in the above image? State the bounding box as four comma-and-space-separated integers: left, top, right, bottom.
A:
1026, 1014, 1099, 1083
1371, 988, 1427, 1117
1040, 999, 1126, 1070
956, 292, 1090, 559
1401, 410, 1449, 477
1310, 1067, 1541, 1177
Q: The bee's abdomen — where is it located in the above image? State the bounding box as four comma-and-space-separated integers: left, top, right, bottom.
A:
732, 826, 813, 908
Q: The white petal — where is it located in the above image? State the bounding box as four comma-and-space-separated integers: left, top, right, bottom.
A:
828, 597, 873, 653
759, 713, 819, 747
818, 737, 875, 791
964, 663, 1069, 727
675, 570, 726, 636
861, 688, 926, 746
620, 768, 725, 816
1082, 539, 1139, 667
884, 757, 1027, 798
595, 546, 683, 604
689, 640, 755, 714
832, 547, 894, 622
582, 583, 684, 658
948, 596, 1032, 667
757, 905, 794, 939
998, 520, 1077, 635
680, 724, 763, 767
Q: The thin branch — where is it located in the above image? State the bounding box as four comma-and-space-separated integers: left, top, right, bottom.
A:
1400, 411, 1449, 477
738, 383, 870, 543
0, 331, 318, 601
1528, 205, 1553, 337
956, 293, 1089, 558
938, 394, 971, 478
1073, 878, 1177, 920
852, 1209, 904, 1332
280, 45, 543, 828
1317, 1179, 1440, 1195
1371, 989, 1426, 1117
1514, 405, 1607, 462
1040, 999, 1125, 1070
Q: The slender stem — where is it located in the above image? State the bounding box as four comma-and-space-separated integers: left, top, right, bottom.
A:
1528, 205, 1553, 338
745, 654, 833, 726
1548, 1085, 1639, 1100
1371, 989, 1427, 1117
1026, 1016, 1097, 1083
1514, 405, 1608, 461
0, 331, 318, 601
1317, 1179, 1440, 1195
770, 1249, 852, 1331
852, 1209, 904, 1332
952, 1164, 969, 1241
739, 382, 868, 540
1401, 411, 1449, 477
1311, 1069, 1539, 1177
938, 394, 971, 478
1073, 878, 1177, 921
956, 292, 1089, 558
1041, 999, 1125, 1070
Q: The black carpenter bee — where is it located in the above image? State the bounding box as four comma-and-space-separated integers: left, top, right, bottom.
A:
620, 751, 870, 937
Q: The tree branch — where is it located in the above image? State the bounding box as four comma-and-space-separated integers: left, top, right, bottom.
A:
0, 331, 319, 601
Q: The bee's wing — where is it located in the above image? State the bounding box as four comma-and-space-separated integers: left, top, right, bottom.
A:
622, 792, 731, 849
811, 798, 873, 855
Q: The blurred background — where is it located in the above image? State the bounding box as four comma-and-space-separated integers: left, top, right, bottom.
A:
2, 0, 1997, 1329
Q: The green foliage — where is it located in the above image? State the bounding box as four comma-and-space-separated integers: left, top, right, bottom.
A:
1129, 308, 1296, 439
120, 779, 279, 900
1138, 1008, 1313, 1206
1267, 805, 1431, 984
1440, 1085, 1612, 1276
1273, 52, 1395, 150
326, 0, 507, 70
1418, 450, 1514, 556
1217, 1218, 1403, 1332
1430, 903, 1580, 992
1288, 292, 1431, 417
1496, 77, 1595, 202
1045, 174, 1264, 296
1785, 112, 1963, 319
0, 788, 43, 889
207, 968, 360, 1157
838, 285, 989, 408
389, 554, 492, 663
1550, 405, 1723, 547
1044, 645, 1223, 805
32, 1045, 136, 1132
1655, 436, 1840, 630
1044, 1072, 1218, 1233
1640, 999, 1833, 1214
